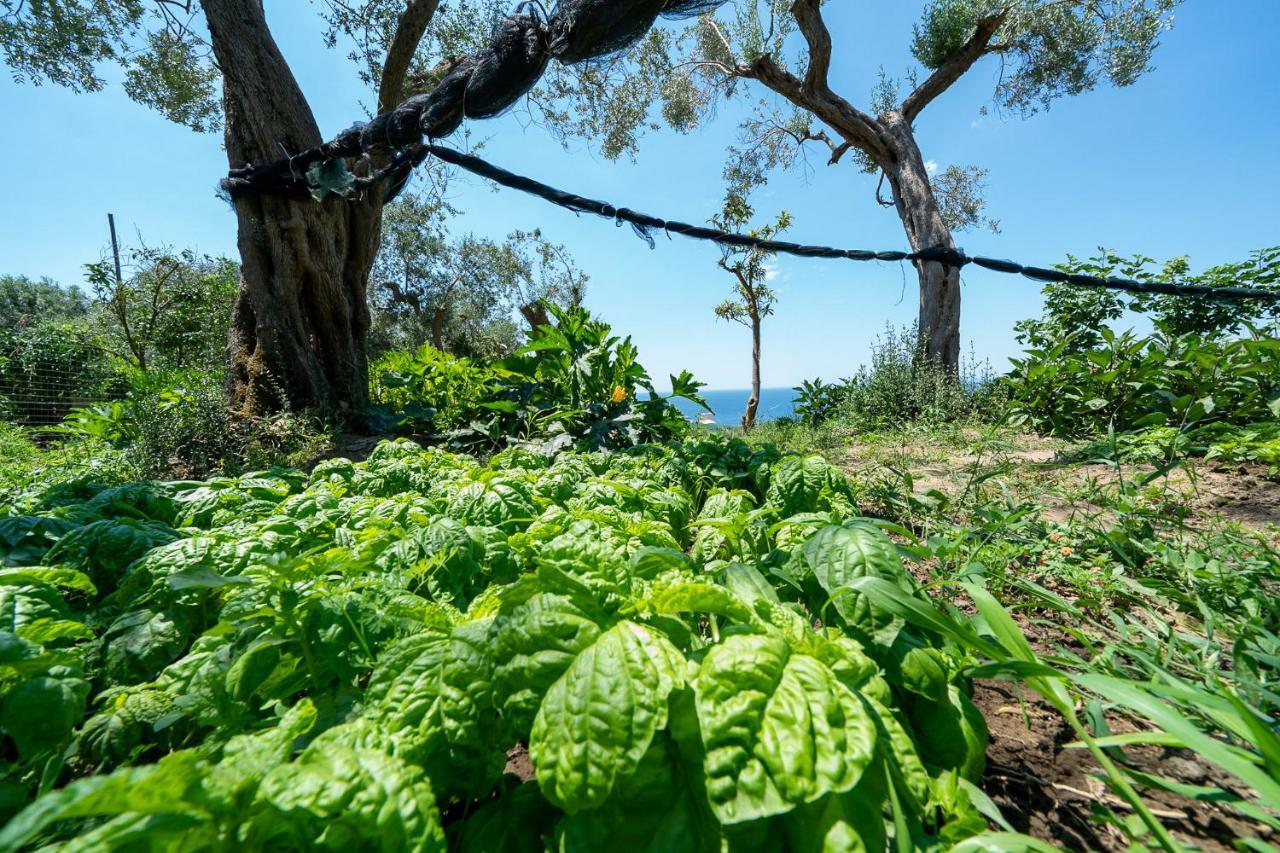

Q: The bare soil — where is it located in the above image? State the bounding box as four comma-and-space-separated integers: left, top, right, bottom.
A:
835, 431, 1280, 534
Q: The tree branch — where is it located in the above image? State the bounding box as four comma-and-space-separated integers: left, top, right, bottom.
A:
378, 0, 442, 113
901, 11, 1008, 123
740, 54, 890, 167
791, 0, 831, 97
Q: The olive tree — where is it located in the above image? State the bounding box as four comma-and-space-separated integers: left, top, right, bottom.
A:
0, 0, 487, 416
531, 0, 1181, 367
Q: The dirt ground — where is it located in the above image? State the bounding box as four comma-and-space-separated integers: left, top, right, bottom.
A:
834, 430, 1280, 534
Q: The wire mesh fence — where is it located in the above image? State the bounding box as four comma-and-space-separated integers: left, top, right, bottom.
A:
0, 326, 122, 433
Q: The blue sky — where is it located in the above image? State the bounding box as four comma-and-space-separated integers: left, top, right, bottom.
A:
1, 1, 1276, 389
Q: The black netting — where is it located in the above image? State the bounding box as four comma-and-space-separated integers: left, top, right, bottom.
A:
660, 0, 724, 19
323, 123, 365, 158
547, 0, 667, 64
419, 57, 478, 138
386, 94, 433, 147
465, 11, 551, 118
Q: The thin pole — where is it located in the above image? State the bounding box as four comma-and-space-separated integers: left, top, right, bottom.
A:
107, 213, 123, 285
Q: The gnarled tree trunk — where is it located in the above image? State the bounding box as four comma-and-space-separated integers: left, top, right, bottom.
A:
205, 0, 383, 419
882, 114, 961, 369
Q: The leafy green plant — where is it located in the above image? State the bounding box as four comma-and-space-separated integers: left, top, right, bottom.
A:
1005, 326, 1280, 438
372, 304, 709, 454
0, 434, 1014, 850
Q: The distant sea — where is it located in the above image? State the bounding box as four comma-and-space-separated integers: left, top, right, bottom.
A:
666, 387, 797, 425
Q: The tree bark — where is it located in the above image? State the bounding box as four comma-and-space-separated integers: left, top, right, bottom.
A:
881, 113, 961, 370
204, 0, 385, 419
743, 312, 761, 432
431, 307, 445, 351
520, 301, 551, 332
739, 3, 985, 370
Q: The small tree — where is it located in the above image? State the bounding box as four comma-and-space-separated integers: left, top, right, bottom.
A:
86, 245, 237, 373
711, 158, 789, 431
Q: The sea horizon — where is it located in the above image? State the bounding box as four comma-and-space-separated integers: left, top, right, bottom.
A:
663, 386, 798, 424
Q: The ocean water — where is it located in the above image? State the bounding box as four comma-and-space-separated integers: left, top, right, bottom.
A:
666, 387, 797, 425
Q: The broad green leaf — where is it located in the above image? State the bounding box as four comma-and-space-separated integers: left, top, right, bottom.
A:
492, 592, 605, 737
904, 685, 988, 782
0, 567, 95, 596
0, 750, 206, 850
693, 634, 878, 824
250, 744, 446, 852
16, 616, 94, 645
720, 562, 780, 606
0, 582, 71, 634
365, 622, 504, 798
530, 621, 685, 813
100, 608, 190, 685
766, 456, 851, 517
167, 565, 252, 591
454, 782, 561, 853
645, 580, 756, 625
899, 647, 948, 702
1, 672, 89, 758
557, 732, 720, 853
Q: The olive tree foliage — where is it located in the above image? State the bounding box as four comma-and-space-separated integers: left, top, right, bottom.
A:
711, 153, 788, 432
521, 0, 1180, 366
371, 190, 588, 358
0, 0, 221, 131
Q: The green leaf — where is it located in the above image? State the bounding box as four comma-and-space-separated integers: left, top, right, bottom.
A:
100, 608, 190, 685
556, 731, 720, 853
1073, 674, 1280, 811
0, 750, 206, 851
529, 621, 685, 813
166, 565, 252, 590
455, 782, 561, 852
492, 592, 605, 737
692, 633, 878, 824
802, 521, 911, 636
899, 647, 948, 702
766, 456, 850, 517
1, 672, 89, 758
646, 580, 756, 626
251, 744, 446, 851
0, 567, 96, 596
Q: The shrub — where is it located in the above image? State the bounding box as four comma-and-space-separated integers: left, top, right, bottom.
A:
794, 324, 1002, 430
0, 321, 123, 427
59, 369, 329, 478
370, 304, 708, 453
370, 345, 499, 432
1004, 327, 1280, 438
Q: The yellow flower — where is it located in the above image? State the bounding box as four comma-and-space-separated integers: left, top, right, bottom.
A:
1048, 531, 1062, 542
1060, 546, 1073, 557
610, 386, 627, 404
